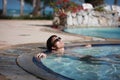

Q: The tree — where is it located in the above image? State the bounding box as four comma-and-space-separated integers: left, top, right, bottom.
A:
84, 0, 104, 7
49, 0, 82, 12
2, 0, 7, 16
20, 0, 24, 16
114, 0, 118, 5
24, 0, 82, 16
24, 0, 55, 16
42, 0, 55, 16
32, 0, 41, 16
33, 0, 36, 8
24, 0, 41, 16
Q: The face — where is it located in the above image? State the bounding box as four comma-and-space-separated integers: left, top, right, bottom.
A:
52, 36, 64, 50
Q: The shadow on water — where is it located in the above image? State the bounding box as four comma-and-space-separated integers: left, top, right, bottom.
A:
80, 54, 120, 65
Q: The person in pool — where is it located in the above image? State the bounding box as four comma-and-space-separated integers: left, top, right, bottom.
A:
35, 35, 94, 60
35, 35, 120, 63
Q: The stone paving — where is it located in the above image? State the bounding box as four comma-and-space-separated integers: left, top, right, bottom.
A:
0, 43, 44, 80
0, 20, 88, 49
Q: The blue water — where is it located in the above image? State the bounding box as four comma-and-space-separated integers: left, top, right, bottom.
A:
64, 28, 120, 39
41, 45, 120, 80
7, 9, 32, 16
6, 9, 53, 16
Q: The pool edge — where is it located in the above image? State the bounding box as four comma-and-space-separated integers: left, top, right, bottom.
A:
16, 53, 73, 80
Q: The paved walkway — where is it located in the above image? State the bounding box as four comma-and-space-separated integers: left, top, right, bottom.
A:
0, 20, 90, 49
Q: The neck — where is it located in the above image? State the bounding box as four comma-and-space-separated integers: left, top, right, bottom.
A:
52, 48, 64, 55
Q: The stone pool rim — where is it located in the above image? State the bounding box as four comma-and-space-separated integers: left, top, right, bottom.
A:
16, 40, 120, 80
17, 52, 73, 80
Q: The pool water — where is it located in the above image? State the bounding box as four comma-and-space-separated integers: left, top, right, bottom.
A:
41, 45, 120, 80
64, 28, 120, 39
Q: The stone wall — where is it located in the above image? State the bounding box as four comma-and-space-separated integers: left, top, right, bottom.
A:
65, 5, 120, 28
52, 4, 120, 29
66, 10, 120, 28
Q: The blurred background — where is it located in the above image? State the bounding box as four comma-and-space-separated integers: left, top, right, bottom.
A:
0, 0, 120, 19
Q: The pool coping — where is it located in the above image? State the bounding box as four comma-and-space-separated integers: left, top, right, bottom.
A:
16, 52, 73, 80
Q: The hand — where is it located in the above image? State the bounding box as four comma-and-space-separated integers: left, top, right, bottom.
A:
85, 44, 92, 48
35, 53, 47, 60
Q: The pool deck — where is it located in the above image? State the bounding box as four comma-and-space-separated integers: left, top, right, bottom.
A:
0, 20, 120, 80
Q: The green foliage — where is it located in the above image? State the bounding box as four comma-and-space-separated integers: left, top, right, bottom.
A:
0, 15, 12, 19
44, 0, 55, 6
84, 0, 104, 7
49, 0, 81, 12
24, 0, 32, 4
0, 15, 53, 20
94, 6, 105, 12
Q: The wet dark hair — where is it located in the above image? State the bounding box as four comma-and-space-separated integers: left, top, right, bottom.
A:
46, 35, 57, 51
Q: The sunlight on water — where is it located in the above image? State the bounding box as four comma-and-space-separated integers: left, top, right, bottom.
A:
64, 28, 120, 39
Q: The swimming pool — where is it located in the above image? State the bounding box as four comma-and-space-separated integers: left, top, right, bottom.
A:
64, 28, 120, 39
40, 45, 120, 80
